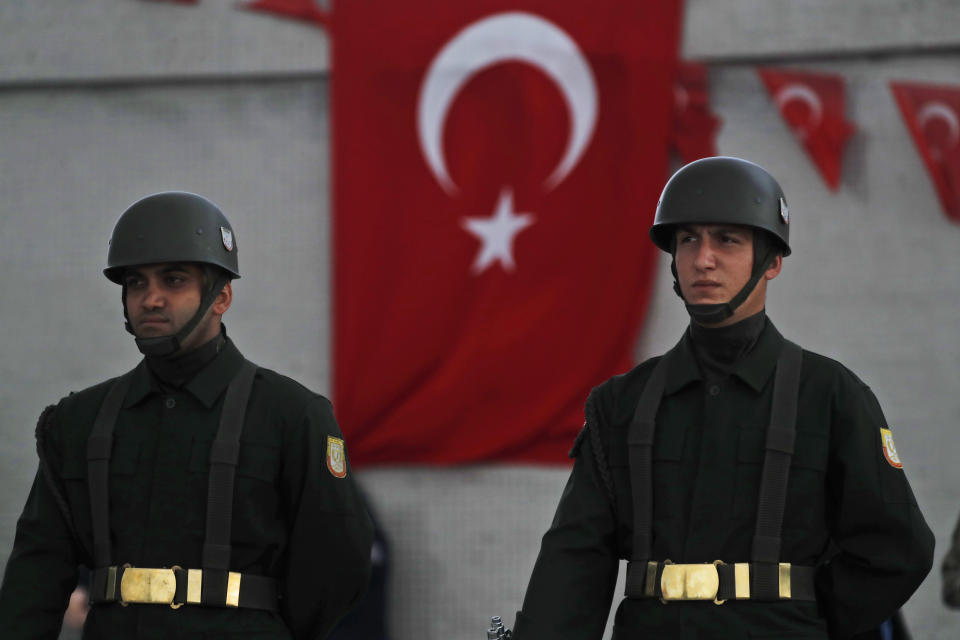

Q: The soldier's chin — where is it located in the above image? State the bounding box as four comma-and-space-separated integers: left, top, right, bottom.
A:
135, 324, 173, 338
684, 291, 725, 305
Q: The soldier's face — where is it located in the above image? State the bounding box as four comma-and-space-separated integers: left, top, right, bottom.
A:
124, 263, 223, 351
674, 224, 781, 326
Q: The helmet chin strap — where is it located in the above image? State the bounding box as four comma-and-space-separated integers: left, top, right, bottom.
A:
672, 237, 776, 326
123, 273, 230, 357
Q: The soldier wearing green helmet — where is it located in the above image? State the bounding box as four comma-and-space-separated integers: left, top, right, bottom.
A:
0, 192, 374, 639
513, 157, 934, 640
104, 191, 241, 356
650, 156, 791, 326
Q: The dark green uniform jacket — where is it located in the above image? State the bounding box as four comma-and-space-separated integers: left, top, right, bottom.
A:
0, 337, 374, 640
515, 320, 933, 640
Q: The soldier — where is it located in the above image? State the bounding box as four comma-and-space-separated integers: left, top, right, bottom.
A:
512, 157, 934, 640
0, 192, 373, 639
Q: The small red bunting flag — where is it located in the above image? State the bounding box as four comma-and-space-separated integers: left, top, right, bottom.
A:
890, 80, 960, 224
670, 62, 721, 163
758, 68, 855, 191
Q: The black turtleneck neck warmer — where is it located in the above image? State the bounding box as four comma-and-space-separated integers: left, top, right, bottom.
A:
688, 311, 766, 383
145, 326, 226, 390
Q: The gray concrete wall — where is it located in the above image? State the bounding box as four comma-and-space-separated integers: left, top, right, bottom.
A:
0, 1, 958, 639
682, 0, 960, 60
0, 0, 330, 84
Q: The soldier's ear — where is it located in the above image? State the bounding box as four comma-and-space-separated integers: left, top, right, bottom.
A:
764, 254, 783, 281
211, 281, 232, 316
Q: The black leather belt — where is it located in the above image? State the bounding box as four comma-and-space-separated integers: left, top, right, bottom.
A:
630, 560, 816, 603
89, 565, 278, 611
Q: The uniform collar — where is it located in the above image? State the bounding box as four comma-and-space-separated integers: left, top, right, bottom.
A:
662, 336, 702, 395
123, 337, 246, 408
730, 319, 784, 392
662, 319, 785, 395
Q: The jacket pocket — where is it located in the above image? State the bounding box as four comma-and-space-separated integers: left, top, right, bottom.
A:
60, 438, 141, 478
734, 426, 828, 521
607, 422, 688, 521
651, 423, 686, 519
189, 439, 279, 483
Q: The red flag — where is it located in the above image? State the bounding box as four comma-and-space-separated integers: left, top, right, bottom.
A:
242, 0, 329, 28
670, 62, 721, 163
332, 2, 683, 465
891, 81, 960, 223
758, 68, 855, 190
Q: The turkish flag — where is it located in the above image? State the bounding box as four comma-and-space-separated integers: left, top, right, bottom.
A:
670, 62, 721, 163
891, 81, 960, 223
242, 0, 328, 27
332, 2, 683, 465
758, 68, 855, 191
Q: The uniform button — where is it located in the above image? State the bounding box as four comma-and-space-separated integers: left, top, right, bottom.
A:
709, 385, 721, 396
165, 397, 176, 409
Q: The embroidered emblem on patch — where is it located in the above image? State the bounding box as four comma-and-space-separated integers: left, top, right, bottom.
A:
327, 436, 347, 478
880, 428, 903, 469
221, 226, 234, 252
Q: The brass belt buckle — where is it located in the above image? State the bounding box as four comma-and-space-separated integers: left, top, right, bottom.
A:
659, 559, 722, 603
119, 564, 181, 608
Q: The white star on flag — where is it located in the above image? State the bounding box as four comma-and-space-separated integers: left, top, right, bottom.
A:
461, 188, 535, 274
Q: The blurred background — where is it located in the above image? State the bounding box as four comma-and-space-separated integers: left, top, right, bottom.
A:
1, 1, 958, 638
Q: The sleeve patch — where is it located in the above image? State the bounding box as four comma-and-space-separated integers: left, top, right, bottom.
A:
881, 428, 903, 469
326, 435, 348, 478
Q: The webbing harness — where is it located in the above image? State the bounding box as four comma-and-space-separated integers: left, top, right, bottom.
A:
86, 360, 278, 610
623, 340, 812, 602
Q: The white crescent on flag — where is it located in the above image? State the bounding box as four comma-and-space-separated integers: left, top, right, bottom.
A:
775, 83, 824, 130
917, 101, 960, 150
416, 11, 599, 195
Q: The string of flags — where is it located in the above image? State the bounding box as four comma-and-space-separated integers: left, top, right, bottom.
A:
672, 63, 959, 223
143, 0, 960, 224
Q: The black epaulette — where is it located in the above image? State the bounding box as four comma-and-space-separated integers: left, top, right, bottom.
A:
581, 391, 617, 513
567, 423, 588, 458
33, 404, 57, 456
34, 404, 89, 560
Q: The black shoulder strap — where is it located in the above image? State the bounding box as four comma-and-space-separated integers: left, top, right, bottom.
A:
750, 340, 803, 599
623, 356, 669, 598
202, 359, 258, 572
87, 372, 135, 569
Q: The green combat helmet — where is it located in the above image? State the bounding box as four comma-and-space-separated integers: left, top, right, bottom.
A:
649, 157, 791, 324
105, 191, 240, 356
